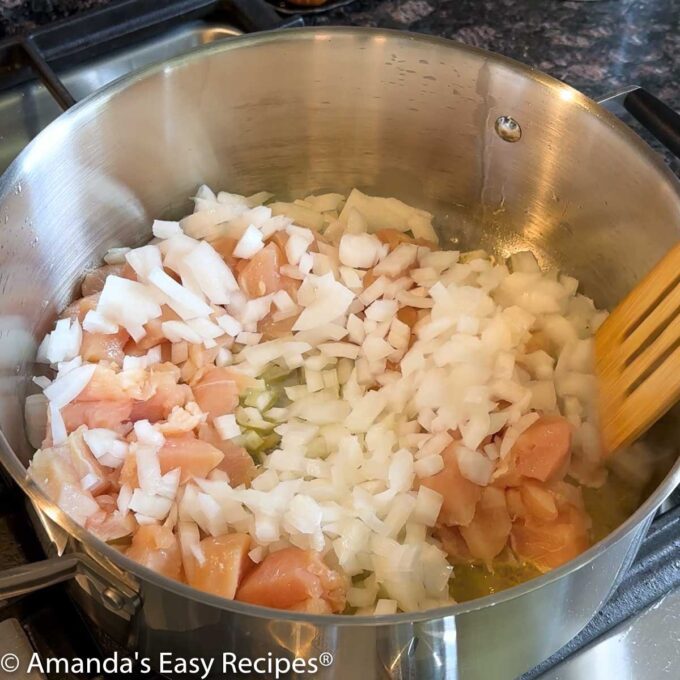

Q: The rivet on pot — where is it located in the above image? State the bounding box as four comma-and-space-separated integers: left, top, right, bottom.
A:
495, 116, 522, 142
102, 587, 125, 610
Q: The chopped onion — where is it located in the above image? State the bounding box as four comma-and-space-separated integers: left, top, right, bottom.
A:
233, 224, 264, 259
43, 363, 96, 408
214, 414, 241, 440
148, 267, 212, 320
339, 233, 384, 269
152, 220, 183, 239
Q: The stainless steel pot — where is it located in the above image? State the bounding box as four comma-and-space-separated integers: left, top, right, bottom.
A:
0, 27, 679, 680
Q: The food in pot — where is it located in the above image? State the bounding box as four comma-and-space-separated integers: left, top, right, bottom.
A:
26, 186, 653, 614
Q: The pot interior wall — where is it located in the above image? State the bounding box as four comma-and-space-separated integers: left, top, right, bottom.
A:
0, 29, 679, 476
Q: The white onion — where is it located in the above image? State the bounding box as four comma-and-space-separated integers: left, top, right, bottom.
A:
339, 233, 384, 269
134, 420, 165, 448
148, 267, 212, 320
413, 486, 443, 526
82, 310, 118, 335
374, 244, 419, 277
162, 320, 203, 345
97, 275, 162, 340
214, 414, 241, 440
233, 224, 265, 259
183, 241, 239, 303
125, 244, 162, 282
215, 313, 243, 337
456, 445, 494, 485
152, 220, 183, 239
130, 489, 173, 520
43, 363, 96, 408
49, 403, 67, 446
43, 318, 82, 364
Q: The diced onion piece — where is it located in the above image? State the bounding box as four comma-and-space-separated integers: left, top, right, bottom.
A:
129, 489, 173, 520
339, 233, 384, 269
43, 363, 96, 408
374, 599, 398, 615
183, 241, 239, 303
43, 318, 82, 364
152, 220, 183, 239
215, 314, 243, 337
98, 275, 162, 340
319, 342, 360, 359
49, 403, 67, 446
233, 224, 265, 259
162, 320, 203, 344
374, 243, 419, 277
456, 446, 494, 486
82, 310, 118, 335
414, 454, 444, 478
214, 414, 241, 440
148, 267, 212, 320
413, 485, 443, 526
125, 244, 162, 282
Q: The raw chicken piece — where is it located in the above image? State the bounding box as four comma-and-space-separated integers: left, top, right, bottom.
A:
519, 481, 559, 522
158, 433, 224, 483
61, 400, 133, 434
288, 598, 332, 614
396, 306, 419, 330
210, 236, 238, 269
187, 534, 252, 599
77, 365, 129, 402
419, 444, 482, 527
259, 315, 297, 341
80, 329, 129, 365
61, 293, 99, 322
237, 243, 283, 298
81, 263, 133, 297
61, 365, 134, 433
29, 446, 100, 526
434, 525, 472, 564
459, 486, 512, 563
511, 484, 591, 572
192, 367, 242, 421
512, 416, 572, 482
375, 228, 435, 250
128, 305, 180, 352
125, 525, 182, 580
131, 366, 192, 423
198, 423, 256, 487
86, 505, 136, 542
118, 453, 138, 488
236, 547, 347, 612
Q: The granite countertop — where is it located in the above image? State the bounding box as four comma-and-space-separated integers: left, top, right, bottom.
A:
308, 0, 679, 112
1, 0, 678, 110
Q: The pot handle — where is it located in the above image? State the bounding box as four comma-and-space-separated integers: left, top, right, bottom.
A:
0, 553, 139, 616
598, 86, 680, 158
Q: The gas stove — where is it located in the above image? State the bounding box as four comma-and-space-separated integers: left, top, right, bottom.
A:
0, 3, 679, 679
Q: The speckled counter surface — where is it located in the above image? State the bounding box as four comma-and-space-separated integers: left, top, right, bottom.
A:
307, 0, 680, 111
1, 0, 678, 110
1, 0, 677, 108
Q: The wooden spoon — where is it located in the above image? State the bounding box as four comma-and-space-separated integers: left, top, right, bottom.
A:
596, 241, 680, 454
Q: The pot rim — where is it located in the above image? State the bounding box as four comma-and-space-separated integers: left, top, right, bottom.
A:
1, 25, 679, 626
